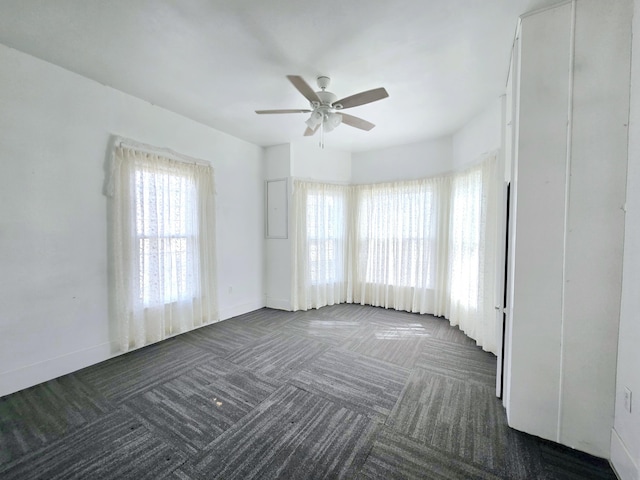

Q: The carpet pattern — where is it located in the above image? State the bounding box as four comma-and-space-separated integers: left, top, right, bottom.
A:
195, 384, 379, 479
289, 348, 410, 418
357, 427, 503, 480
0, 304, 616, 479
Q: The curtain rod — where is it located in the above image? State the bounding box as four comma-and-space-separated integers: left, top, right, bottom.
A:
113, 135, 211, 167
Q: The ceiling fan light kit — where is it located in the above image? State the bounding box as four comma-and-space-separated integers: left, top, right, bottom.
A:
305, 110, 323, 129
324, 112, 342, 132
256, 75, 388, 147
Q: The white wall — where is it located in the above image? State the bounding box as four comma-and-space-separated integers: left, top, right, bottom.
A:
351, 101, 500, 185
502, 31, 519, 413
264, 144, 292, 310
351, 137, 452, 183
508, 1, 573, 445
263, 142, 352, 311
291, 142, 351, 183
611, 0, 640, 476
452, 99, 502, 169
506, 0, 631, 458
0, 44, 265, 397
560, 0, 630, 456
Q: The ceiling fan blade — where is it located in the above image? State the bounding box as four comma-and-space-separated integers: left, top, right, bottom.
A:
334, 87, 389, 109
255, 109, 312, 114
340, 113, 375, 131
287, 75, 320, 103
304, 124, 320, 136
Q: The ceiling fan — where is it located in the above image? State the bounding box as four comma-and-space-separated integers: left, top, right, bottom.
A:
256, 75, 389, 138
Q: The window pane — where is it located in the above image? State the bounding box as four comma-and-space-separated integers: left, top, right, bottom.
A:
358, 184, 435, 288
449, 170, 482, 307
306, 188, 345, 285
135, 167, 197, 306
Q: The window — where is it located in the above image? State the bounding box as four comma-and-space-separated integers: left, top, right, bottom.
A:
291, 181, 349, 310
357, 183, 437, 289
109, 143, 217, 351
306, 189, 346, 285
449, 169, 482, 308
290, 155, 499, 353
135, 168, 196, 306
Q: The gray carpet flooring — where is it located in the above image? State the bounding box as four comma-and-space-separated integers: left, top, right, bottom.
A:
0, 304, 616, 479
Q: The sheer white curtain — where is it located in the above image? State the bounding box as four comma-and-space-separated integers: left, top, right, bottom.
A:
291, 180, 350, 310
447, 155, 499, 352
289, 155, 499, 353
352, 177, 451, 314
109, 145, 217, 352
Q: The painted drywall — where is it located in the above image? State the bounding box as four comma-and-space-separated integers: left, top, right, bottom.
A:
611, 0, 640, 476
264, 142, 352, 311
502, 32, 519, 415
506, 0, 631, 458
509, 0, 571, 446
0, 44, 265, 397
560, 0, 629, 456
452, 99, 502, 170
291, 142, 351, 183
351, 137, 453, 183
265, 144, 293, 310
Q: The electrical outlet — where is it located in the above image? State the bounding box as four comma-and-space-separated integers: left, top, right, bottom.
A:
624, 387, 632, 413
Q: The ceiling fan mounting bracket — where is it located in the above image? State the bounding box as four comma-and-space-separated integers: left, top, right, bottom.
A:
316, 75, 331, 90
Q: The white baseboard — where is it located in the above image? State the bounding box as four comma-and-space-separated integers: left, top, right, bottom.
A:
219, 299, 267, 321
265, 297, 292, 311
0, 341, 117, 398
1, 300, 269, 398
1, 299, 273, 398
611, 428, 639, 480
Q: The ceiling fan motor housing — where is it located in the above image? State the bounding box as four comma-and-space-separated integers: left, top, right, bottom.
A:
313, 76, 340, 109
315, 90, 337, 107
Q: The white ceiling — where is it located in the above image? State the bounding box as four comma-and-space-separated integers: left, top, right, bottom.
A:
0, 0, 559, 152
